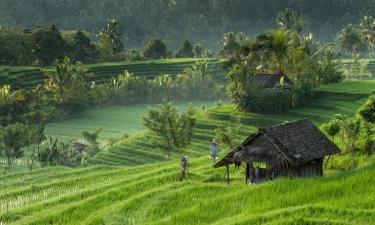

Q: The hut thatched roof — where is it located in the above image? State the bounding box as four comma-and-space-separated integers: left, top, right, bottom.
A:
251, 73, 293, 89
214, 119, 340, 168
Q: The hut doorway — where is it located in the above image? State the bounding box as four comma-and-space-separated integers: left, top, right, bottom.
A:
246, 162, 273, 184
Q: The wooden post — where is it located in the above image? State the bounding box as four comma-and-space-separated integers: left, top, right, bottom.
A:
226, 165, 230, 185
245, 163, 250, 183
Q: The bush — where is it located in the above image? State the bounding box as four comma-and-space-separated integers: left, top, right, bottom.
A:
125, 49, 144, 61
143, 38, 169, 59
358, 95, 375, 123
231, 85, 292, 113
175, 40, 194, 58
292, 83, 314, 108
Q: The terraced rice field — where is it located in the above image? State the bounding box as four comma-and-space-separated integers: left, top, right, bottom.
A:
0, 58, 225, 89
0, 81, 372, 224
1, 157, 375, 225
319, 80, 375, 94
89, 94, 365, 167
45, 101, 216, 140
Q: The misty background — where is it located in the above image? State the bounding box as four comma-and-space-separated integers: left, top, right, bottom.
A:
1, 0, 374, 51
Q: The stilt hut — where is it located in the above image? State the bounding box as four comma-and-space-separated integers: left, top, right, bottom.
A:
214, 119, 340, 184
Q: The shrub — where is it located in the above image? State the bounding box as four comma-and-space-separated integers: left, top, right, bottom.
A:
143, 38, 169, 59
292, 82, 314, 108
231, 85, 292, 113
358, 95, 375, 123
175, 40, 194, 58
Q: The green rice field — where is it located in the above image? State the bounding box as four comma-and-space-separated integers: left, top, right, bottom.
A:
0, 58, 225, 89
45, 101, 216, 139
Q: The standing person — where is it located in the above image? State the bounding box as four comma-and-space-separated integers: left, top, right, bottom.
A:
180, 155, 189, 181
210, 139, 219, 163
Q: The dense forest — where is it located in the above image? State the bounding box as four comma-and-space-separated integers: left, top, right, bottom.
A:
1, 0, 375, 50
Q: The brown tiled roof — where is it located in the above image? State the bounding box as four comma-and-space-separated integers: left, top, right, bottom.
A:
214, 119, 340, 168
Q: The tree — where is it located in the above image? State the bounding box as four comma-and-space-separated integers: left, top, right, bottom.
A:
337, 24, 365, 56
193, 44, 203, 58
175, 40, 194, 58
31, 25, 67, 66
44, 57, 92, 117
358, 95, 375, 124
143, 103, 195, 158
220, 32, 242, 58
359, 16, 375, 58
215, 126, 241, 150
98, 19, 124, 54
69, 31, 98, 62
143, 38, 169, 59
81, 128, 102, 156
0, 123, 30, 173
342, 118, 361, 169
177, 60, 218, 100
322, 119, 341, 142
276, 8, 303, 33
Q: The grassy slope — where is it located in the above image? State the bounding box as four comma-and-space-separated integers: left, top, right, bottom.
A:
0, 93, 367, 224
0, 81, 373, 224
319, 80, 375, 94
45, 101, 216, 140
1, 152, 375, 224
0, 58, 225, 89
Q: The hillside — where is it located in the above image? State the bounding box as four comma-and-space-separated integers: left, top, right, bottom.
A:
0, 81, 373, 224
0, 58, 225, 89
1, 149, 375, 224
1, 0, 374, 48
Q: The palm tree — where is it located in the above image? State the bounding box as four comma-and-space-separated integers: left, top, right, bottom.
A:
359, 16, 375, 57
98, 19, 124, 54
277, 8, 303, 33
337, 24, 363, 57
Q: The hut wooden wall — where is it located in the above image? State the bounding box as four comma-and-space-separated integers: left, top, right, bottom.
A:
283, 158, 323, 177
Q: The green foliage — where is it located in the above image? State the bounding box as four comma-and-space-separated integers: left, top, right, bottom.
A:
276, 8, 303, 33
143, 38, 169, 59
225, 20, 342, 113
176, 60, 222, 100
68, 31, 99, 63
291, 82, 314, 108
193, 44, 203, 58
0, 123, 31, 173
31, 25, 67, 66
322, 119, 341, 141
44, 57, 92, 117
337, 24, 367, 56
358, 95, 375, 123
315, 47, 343, 84
38, 137, 79, 167
124, 49, 143, 61
175, 40, 194, 58
220, 32, 242, 58
98, 19, 124, 55
143, 103, 195, 157
231, 85, 292, 113
215, 126, 241, 150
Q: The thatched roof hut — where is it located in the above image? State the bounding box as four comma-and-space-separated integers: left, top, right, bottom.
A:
214, 119, 340, 183
251, 73, 293, 89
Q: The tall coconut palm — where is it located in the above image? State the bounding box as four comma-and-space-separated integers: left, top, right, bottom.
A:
359, 16, 375, 58
98, 19, 124, 54
337, 24, 363, 57
277, 8, 303, 33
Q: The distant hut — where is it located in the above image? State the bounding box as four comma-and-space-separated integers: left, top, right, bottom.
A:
251, 73, 293, 89
214, 119, 340, 184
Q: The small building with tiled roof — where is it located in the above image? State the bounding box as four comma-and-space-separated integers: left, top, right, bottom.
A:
251, 73, 293, 89
214, 119, 340, 184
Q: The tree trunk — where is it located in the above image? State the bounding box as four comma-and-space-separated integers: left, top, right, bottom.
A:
7, 157, 11, 174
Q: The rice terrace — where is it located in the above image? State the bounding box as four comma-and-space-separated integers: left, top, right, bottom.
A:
1, 1, 375, 225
